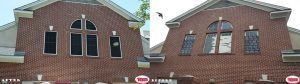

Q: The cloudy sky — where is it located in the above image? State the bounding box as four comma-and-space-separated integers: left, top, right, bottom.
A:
150, 0, 300, 47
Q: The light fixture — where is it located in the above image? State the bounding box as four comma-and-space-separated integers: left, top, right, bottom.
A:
169, 72, 174, 77
49, 26, 53, 31
249, 25, 254, 30
112, 31, 117, 36
124, 77, 129, 83
189, 30, 193, 34
219, 17, 223, 21
37, 74, 43, 81
209, 79, 216, 84
82, 14, 86, 19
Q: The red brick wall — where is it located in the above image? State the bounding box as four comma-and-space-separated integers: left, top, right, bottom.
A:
0, 1, 146, 83
153, 5, 300, 83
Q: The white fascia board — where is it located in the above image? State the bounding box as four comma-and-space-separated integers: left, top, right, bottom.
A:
0, 56, 24, 63
97, 0, 142, 22
166, 22, 180, 28
270, 10, 291, 20
128, 21, 142, 29
14, 10, 34, 18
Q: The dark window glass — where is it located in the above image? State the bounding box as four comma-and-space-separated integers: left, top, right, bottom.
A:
204, 34, 217, 53
71, 20, 81, 29
245, 31, 260, 53
87, 35, 98, 56
180, 35, 196, 55
86, 20, 96, 30
221, 21, 233, 30
71, 33, 82, 55
44, 32, 57, 54
110, 36, 122, 58
208, 21, 219, 32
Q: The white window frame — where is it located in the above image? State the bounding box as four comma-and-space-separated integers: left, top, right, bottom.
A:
109, 36, 123, 59
70, 19, 83, 30
85, 19, 98, 31
86, 34, 99, 57
70, 33, 83, 56
43, 31, 58, 55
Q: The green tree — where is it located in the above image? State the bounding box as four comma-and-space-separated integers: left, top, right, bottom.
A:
135, 0, 150, 28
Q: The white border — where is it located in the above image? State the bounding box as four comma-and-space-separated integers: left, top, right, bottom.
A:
43, 31, 58, 55
86, 34, 99, 57
109, 36, 123, 58
85, 20, 98, 31
70, 19, 83, 30
70, 33, 83, 56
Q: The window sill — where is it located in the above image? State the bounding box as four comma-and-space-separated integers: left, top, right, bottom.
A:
244, 52, 261, 55
178, 54, 192, 56
198, 53, 235, 56
111, 57, 123, 60
86, 56, 99, 58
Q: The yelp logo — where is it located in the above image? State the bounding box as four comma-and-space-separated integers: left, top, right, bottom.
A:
286, 75, 300, 84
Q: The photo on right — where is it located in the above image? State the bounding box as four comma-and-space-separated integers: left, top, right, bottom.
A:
149, 0, 300, 83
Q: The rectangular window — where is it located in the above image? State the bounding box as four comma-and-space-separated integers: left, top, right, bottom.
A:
44, 32, 57, 54
245, 31, 260, 53
180, 35, 196, 55
86, 35, 98, 56
219, 33, 232, 53
71, 33, 82, 55
203, 34, 217, 53
110, 36, 122, 58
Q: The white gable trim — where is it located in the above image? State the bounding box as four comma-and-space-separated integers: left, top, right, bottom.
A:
14, 0, 142, 22
166, 0, 291, 28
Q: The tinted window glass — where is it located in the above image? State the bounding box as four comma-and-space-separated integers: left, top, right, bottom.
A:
208, 21, 218, 32
71, 33, 82, 55
180, 35, 196, 55
219, 33, 232, 53
204, 34, 217, 53
86, 20, 96, 30
221, 21, 233, 30
87, 35, 98, 56
110, 36, 122, 57
44, 32, 57, 54
71, 20, 81, 29
245, 31, 260, 53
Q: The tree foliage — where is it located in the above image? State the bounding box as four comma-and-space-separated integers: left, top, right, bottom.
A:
135, 0, 150, 27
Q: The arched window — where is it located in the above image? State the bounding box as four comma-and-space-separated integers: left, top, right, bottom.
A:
86, 20, 97, 30
71, 20, 82, 29
204, 20, 233, 54
70, 19, 99, 57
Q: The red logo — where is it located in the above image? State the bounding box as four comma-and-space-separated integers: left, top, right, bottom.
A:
135, 75, 150, 84
286, 75, 300, 84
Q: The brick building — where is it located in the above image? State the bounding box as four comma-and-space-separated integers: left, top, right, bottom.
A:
0, 0, 148, 83
146, 0, 300, 84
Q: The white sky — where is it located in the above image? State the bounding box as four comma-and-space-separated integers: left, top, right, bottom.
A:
150, 0, 300, 47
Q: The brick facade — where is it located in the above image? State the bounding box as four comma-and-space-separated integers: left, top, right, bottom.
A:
152, 5, 300, 83
0, 1, 146, 83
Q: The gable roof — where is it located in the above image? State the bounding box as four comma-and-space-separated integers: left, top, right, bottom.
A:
14, 0, 142, 22
166, 0, 291, 28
